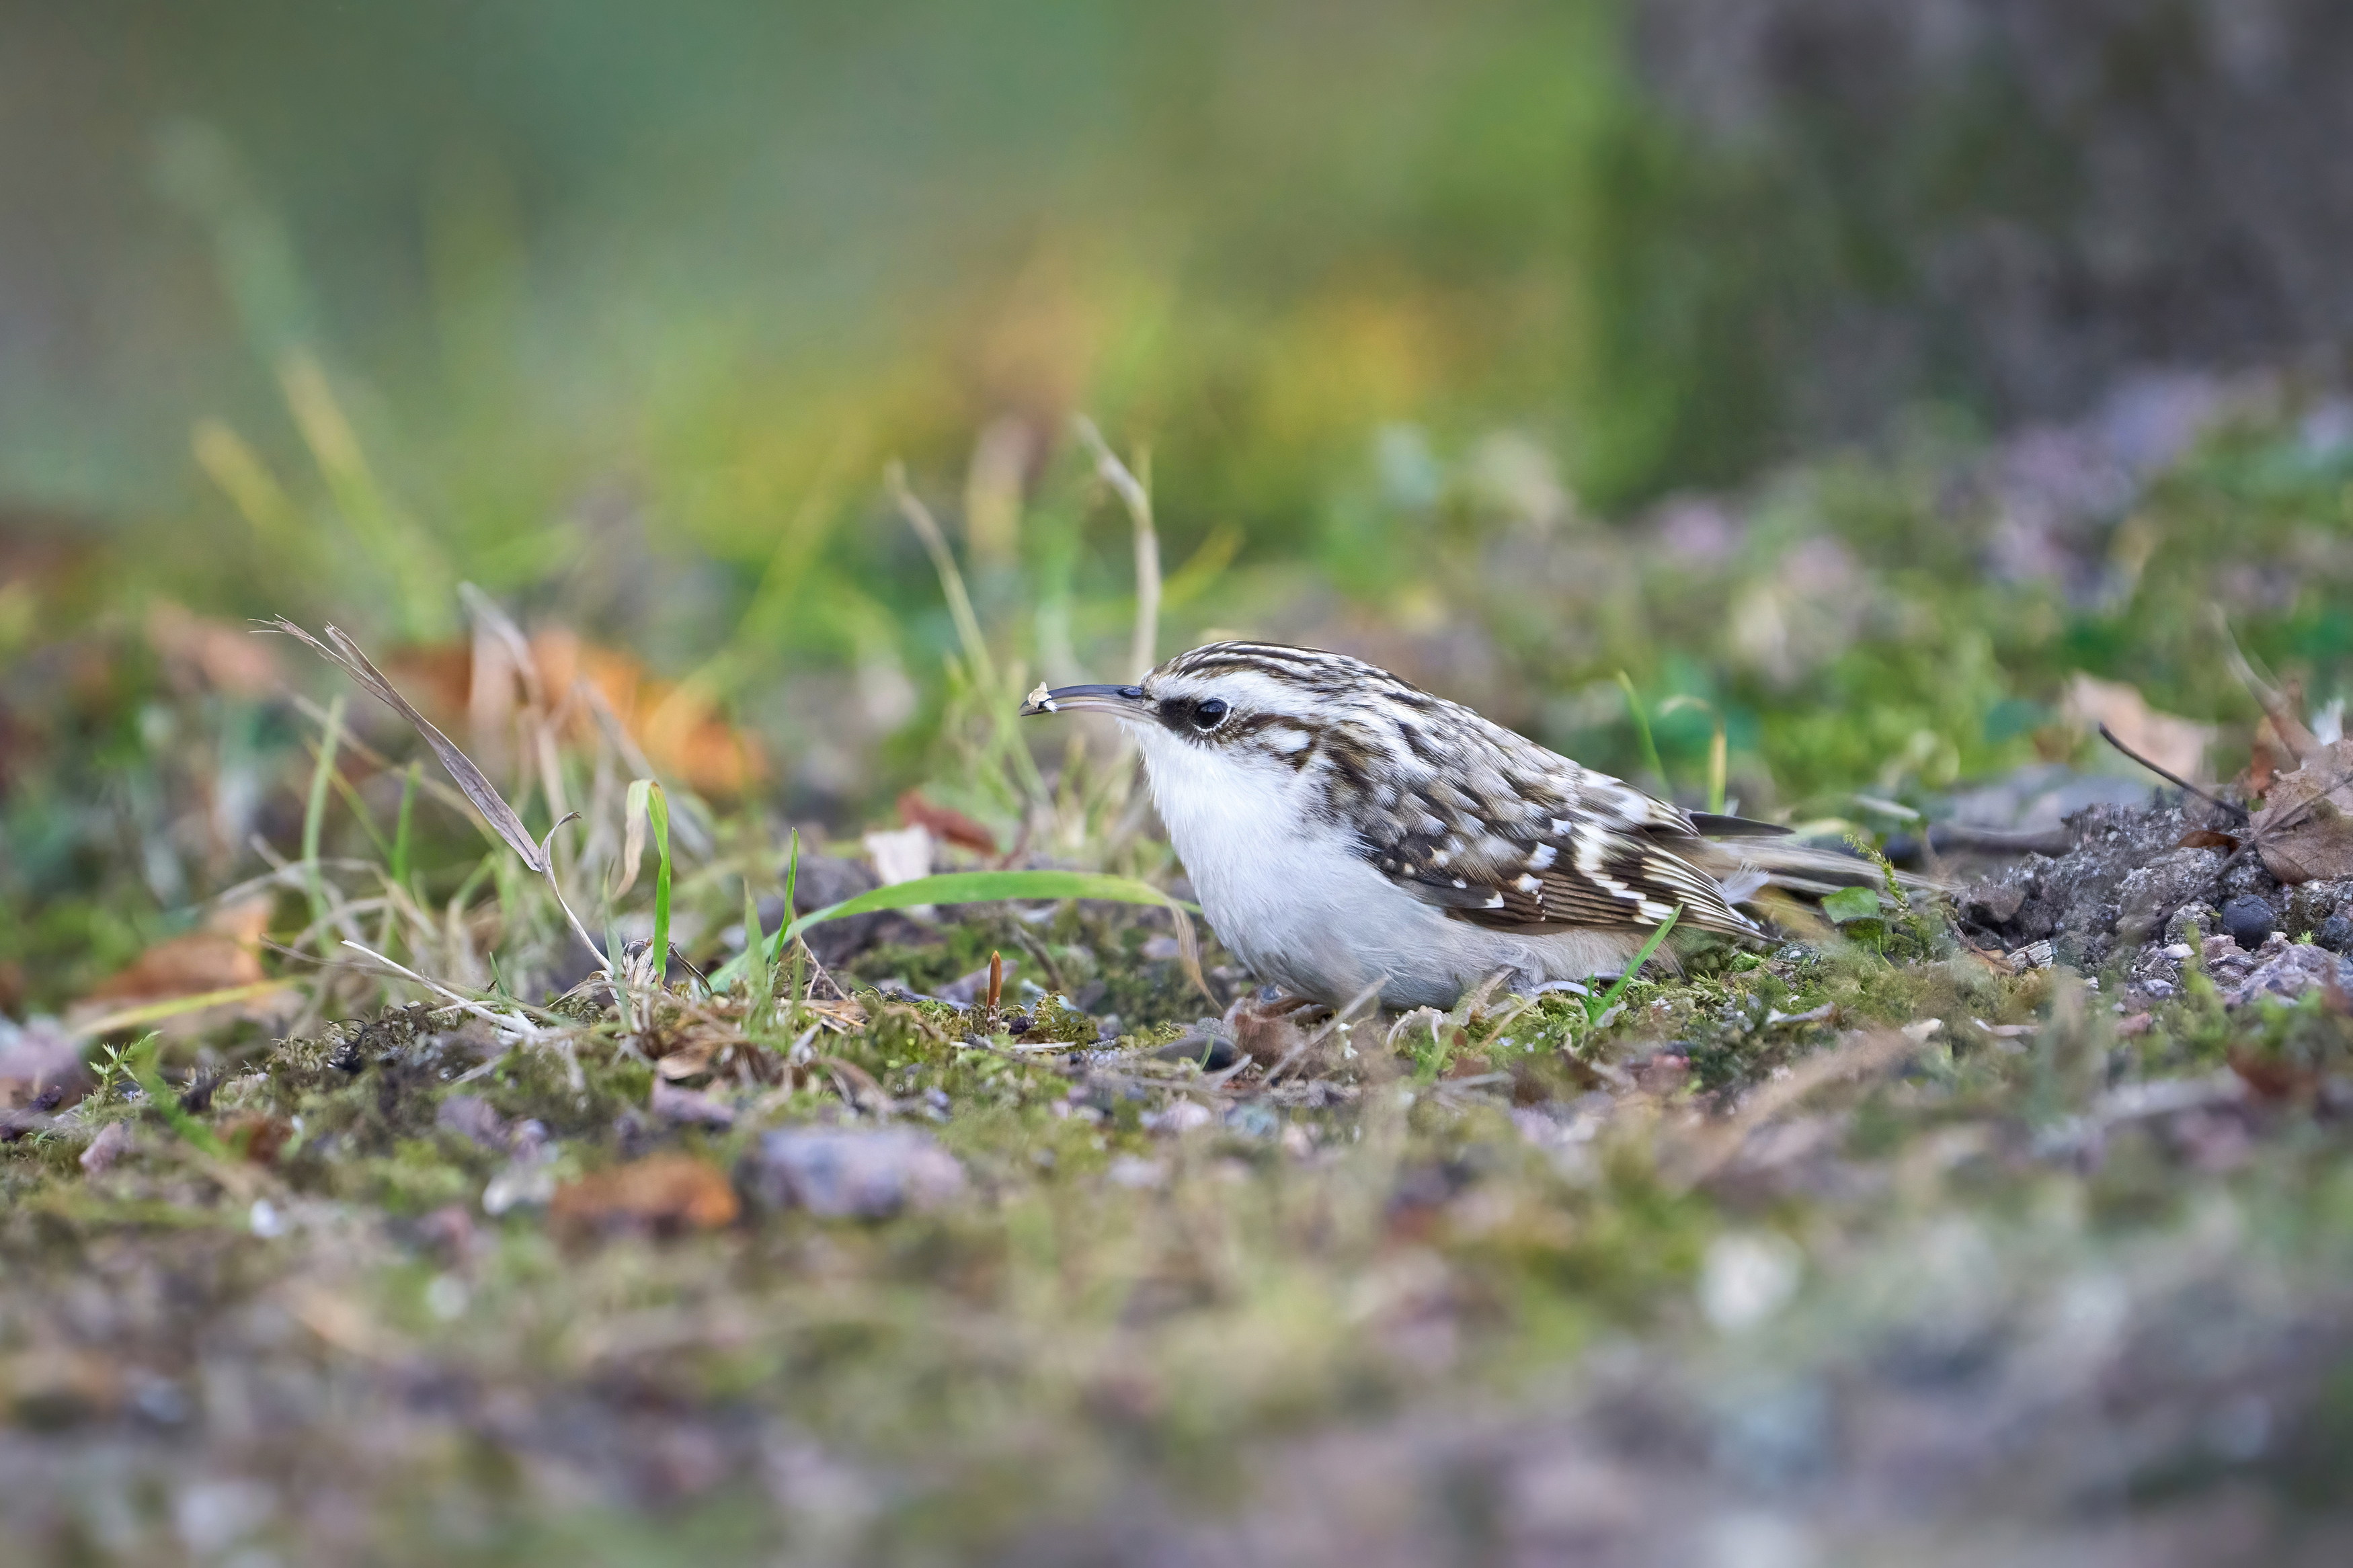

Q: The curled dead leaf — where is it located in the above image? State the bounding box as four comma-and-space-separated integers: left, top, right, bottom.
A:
2251, 738, 2353, 884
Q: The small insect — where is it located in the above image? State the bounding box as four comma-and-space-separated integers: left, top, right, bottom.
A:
1026, 641, 1901, 1008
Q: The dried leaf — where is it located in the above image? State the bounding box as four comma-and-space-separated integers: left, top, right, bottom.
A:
262, 618, 549, 874
147, 601, 280, 696
2062, 673, 2215, 782
549, 1154, 740, 1237
2178, 829, 2241, 851
897, 790, 998, 854
617, 778, 652, 898
85, 933, 264, 1002
2251, 738, 2353, 884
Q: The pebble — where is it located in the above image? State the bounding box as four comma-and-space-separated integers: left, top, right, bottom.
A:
2220, 896, 2276, 950
2317, 915, 2353, 954
737, 1127, 967, 1219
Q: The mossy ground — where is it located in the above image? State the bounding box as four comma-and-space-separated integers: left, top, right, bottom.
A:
6, 880, 2352, 1563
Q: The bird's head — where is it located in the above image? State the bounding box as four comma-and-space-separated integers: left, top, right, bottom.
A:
1019, 641, 1408, 780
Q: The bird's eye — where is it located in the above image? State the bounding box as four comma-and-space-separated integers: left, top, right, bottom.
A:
1192, 698, 1230, 731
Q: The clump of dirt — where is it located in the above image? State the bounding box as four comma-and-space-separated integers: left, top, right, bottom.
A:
1958, 789, 2353, 1014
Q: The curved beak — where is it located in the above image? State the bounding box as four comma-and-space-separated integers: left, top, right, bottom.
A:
1019, 682, 1152, 718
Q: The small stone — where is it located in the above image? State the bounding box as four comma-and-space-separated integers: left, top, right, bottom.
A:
1960, 881, 2027, 925
2220, 897, 2276, 949
436, 1094, 510, 1150
79, 1119, 134, 1175
2317, 915, 2353, 955
649, 1078, 735, 1129
738, 1128, 966, 1219
1151, 1033, 1237, 1071
2222, 940, 2353, 1009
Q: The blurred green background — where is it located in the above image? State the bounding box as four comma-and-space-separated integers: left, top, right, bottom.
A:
8, 0, 2353, 1005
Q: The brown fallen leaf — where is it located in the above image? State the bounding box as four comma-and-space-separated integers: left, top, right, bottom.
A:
897, 790, 999, 855
2063, 673, 2215, 782
550, 1155, 740, 1238
83, 933, 264, 1003
2251, 737, 2353, 884
2178, 829, 2241, 852
148, 600, 281, 697
68, 893, 291, 1039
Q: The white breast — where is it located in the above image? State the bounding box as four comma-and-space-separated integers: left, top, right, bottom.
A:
1127, 725, 1640, 1007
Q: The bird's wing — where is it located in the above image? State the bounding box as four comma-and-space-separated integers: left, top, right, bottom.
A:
1326, 709, 1761, 940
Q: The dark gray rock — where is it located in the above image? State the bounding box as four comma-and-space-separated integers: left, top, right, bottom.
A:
2317, 915, 2353, 956
1959, 880, 2027, 926
2221, 896, 2277, 950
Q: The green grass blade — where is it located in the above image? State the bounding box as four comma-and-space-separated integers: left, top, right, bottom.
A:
1708, 714, 1727, 814
711, 864, 1192, 991
1587, 904, 1681, 1024
742, 878, 769, 997
128, 1034, 229, 1159
71, 981, 293, 1041
331, 774, 396, 867
781, 870, 1197, 947
391, 759, 419, 891
647, 780, 673, 979
1617, 671, 1668, 796
768, 827, 800, 970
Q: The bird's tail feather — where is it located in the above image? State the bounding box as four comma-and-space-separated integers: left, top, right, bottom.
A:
1695, 839, 1944, 907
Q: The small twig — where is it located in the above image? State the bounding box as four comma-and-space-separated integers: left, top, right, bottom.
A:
333, 940, 573, 1042
1007, 921, 1070, 996
2096, 723, 2249, 822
